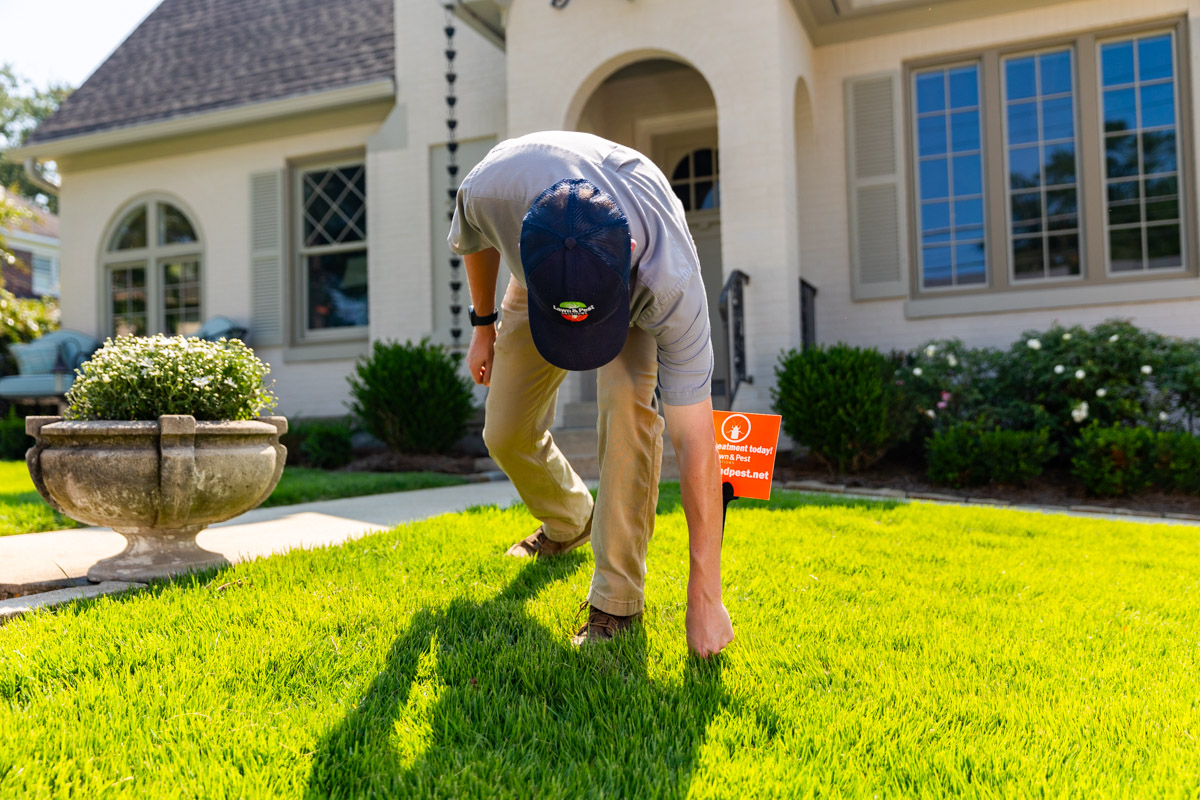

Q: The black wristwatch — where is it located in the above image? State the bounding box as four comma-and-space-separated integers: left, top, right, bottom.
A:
469, 305, 499, 326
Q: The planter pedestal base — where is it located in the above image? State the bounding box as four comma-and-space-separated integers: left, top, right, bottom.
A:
88, 526, 229, 583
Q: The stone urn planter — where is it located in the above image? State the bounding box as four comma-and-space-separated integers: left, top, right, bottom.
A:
26, 414, 288, 582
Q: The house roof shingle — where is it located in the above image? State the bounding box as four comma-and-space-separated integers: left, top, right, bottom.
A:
1, 188, 59, 239
28, 0, 394, 146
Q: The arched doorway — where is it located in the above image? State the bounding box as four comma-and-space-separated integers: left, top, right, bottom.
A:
571, 58, 727, 406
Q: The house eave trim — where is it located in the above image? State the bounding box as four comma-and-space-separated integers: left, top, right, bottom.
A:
7, 79, 396, 160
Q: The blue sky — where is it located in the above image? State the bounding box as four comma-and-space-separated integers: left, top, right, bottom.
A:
2, 0, 162, 89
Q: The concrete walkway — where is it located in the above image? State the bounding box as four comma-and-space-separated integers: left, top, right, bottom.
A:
0, 480, 524, 618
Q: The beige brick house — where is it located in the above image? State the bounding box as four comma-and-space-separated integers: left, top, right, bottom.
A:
9, 0, 1200, 418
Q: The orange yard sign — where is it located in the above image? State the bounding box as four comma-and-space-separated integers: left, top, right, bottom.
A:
712, 411, 782, 501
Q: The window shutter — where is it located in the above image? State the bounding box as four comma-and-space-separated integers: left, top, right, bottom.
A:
845, 73, 908, 300
249, 170, 285, 346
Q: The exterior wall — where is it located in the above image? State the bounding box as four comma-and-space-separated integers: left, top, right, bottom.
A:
57, 113, 387, 418
801, 0, 1200, 352
374, 0, 507, 348
504, 0, 816, 413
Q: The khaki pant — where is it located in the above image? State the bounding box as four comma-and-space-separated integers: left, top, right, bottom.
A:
483, 278, 663, 616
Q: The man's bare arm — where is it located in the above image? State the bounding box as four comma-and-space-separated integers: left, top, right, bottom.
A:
662, 396, 734, 657
464, 248, 500, 386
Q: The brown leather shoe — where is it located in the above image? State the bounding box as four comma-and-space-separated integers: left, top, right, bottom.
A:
570, 601, 638, 645
505, 524, 590, 558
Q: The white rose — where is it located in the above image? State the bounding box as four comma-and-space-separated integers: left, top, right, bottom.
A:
1141, 365, 1153, 375
1071, 401, 1089, 423
913, 367, 923, 376
1109, 334, 1120, 343
1054, 365, 1065, 375
1159, 411, 1169, 421
1096, 388, 1107, 398
925, 409, 936, 419
946, 354, 958, 367
1027, 338, 1042, 350
1062, 333, 1073, 341
1075, 369, 1086, 380
924, 344, 937, 358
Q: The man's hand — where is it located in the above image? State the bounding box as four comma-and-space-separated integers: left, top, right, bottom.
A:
467, 324, 496, 386
686, 584, 734, 658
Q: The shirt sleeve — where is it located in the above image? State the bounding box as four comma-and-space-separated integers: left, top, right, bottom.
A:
447, 186, 489, 256
638, 269, 714, 406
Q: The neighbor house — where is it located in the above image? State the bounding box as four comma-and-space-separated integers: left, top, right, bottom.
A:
0, 188, 59, 299
8, 0, 1200, 419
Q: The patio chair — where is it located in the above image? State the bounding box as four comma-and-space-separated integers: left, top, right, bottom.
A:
0, 329, 102, 407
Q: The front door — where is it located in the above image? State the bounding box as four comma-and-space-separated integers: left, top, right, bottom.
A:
652, 128, 728, 408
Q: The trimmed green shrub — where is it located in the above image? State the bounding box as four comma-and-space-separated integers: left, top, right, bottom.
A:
773, 344, 913, 473
348, 338, 474, 455
1071, 424, 1155, 497
65, 335, 276, 421
295, 419, 355, 470
1150, 431, 1200, 495
926, 422, 1057, 488
0, 408, 30, 460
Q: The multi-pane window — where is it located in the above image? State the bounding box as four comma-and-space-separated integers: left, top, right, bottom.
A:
670, 148, 720, 212
1004, 49, 1081, 281
1100, 33, 1183, 272
298, 162, 368, 333
907, 24, 1190, 297
101, 199, 202, 337
913, 65, 987, 288
32, 254, 58, 297
109, 266, 147, 336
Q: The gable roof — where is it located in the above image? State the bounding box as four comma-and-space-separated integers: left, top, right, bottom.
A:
27, 0, 394, 146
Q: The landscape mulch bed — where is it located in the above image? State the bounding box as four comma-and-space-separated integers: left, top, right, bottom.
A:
343, 451, 483, 476
774, 451, 1200, 518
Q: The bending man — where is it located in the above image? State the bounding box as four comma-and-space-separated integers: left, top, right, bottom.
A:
449, 131, 733, 658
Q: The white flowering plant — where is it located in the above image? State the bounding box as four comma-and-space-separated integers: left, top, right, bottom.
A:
65, 334, 277, 421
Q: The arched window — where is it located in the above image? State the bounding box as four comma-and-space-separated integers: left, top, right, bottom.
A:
101, 198, 203, 337
670, 147, 720, 212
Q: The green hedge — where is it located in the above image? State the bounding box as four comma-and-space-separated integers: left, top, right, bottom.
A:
773, 344, 912, 474
927, 423, 1057, 489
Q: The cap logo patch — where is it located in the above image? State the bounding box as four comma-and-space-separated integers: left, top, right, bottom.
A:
554, 301, 594, 322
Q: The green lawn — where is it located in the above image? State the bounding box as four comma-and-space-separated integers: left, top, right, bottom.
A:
1, 490, 1197, 797
0, 462, 468, 536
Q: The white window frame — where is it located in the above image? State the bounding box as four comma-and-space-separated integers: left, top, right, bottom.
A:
99, 195, 204, 337
292, 157, 368, 344
1000, 44, 1085, 286
911, 59, 991, 293
1097, 29, 1188, 279
31, 253, 59, 297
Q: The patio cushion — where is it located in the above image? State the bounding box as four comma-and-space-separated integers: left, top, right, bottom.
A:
9, 342, 58, 376
0, 373, 73, 399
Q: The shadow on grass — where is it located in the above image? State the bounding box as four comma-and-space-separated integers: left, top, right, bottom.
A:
305, 555, 730, 799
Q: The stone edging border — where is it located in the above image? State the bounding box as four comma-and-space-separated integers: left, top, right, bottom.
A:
777, 479, 1200, 522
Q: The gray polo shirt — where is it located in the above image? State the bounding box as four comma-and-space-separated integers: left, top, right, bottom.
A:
448, 131, 713, 406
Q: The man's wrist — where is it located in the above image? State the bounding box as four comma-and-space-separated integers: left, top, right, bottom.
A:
469, 305, 499, 326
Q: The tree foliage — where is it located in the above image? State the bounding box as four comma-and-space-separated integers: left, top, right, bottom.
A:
0, 64, 72, 214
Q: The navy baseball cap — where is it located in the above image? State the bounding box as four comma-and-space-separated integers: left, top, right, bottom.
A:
520, 178, 632, 371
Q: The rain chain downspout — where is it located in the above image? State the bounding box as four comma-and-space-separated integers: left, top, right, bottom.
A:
443, 7, 464, 347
